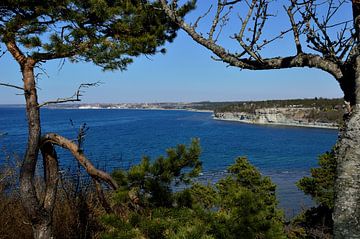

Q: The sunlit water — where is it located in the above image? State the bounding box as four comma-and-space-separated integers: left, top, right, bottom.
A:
0, 107, 338, 218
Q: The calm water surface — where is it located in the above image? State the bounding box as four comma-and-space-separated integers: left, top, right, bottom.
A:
0, 107, 338, 217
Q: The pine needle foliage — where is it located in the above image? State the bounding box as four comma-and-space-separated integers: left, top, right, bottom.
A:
297, 150, 336, 209
291, 150, 337, 238
102, 142, 286, 239
0, 0, 195, 70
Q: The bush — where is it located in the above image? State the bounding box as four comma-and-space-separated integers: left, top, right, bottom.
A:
102, 140, 286, 239
297, 151, 336, 209
290, 150, 336, 238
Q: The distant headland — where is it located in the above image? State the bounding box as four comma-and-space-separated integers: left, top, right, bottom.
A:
44, 98, 344, 129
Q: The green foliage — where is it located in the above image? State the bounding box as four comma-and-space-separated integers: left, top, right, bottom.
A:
290, 150, 337, 238
297, 150, 336, 209
0, 0, 195, 70
103, 144, 286, 239
209, 157, 285, 239
111, 138, 202, 208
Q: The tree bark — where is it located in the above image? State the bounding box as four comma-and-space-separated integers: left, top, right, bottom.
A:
6, 40, 57, 238
334, 107, 360, 238
333, 57, 360, 238
32, 222, 53, 239
20, 60, 55, 239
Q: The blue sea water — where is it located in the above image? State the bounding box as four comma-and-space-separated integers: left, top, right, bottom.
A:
0, 107, 338, 217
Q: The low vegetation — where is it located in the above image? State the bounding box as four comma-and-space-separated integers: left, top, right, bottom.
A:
103, 140, 285, 239
0, 140, 336, 238
0, 152, 105, 239
291, 150, 336, 238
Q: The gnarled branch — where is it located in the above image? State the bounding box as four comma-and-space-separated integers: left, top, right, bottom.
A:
161, 0, 343, 80
159, 0, 344, 80
40, 133, 118, 190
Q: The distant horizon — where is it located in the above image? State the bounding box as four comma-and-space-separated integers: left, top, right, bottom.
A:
0, 96, 344, 106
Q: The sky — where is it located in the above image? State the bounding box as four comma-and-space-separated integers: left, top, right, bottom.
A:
0, 1, 348, 105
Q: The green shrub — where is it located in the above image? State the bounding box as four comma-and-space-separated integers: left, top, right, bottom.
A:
291, 150, 336, 238
297, 151, 336, 209
102, 141, 286, 239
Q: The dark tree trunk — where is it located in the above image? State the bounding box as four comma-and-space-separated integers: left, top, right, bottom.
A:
333, 57, 360, 238
20, 59, 54, 239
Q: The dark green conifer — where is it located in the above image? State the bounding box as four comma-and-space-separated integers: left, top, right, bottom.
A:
103, 143, 286, 239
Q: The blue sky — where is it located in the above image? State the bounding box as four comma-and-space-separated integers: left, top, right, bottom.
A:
0, 1, 347, 104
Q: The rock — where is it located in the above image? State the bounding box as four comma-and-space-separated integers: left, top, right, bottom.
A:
214, 107, 338, 129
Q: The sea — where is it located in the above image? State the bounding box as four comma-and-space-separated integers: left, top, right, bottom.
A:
0, 107, 338, 218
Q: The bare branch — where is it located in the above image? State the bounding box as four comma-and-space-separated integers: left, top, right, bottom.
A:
159, 0, 344, 80
40, 133, 118, 190
35, 63, 50, 81
0, 49, 7, 58
237, 0, 257, 43
208, 0, 224, 40
286, 1, 303, 54
38, 81, 101, 107
192, 5, 213, 29
295, 0, 352, 61
0, 82, 24, 91
256, 28, 293, 50
214, 6, 232, 43
222, 0, 242, 6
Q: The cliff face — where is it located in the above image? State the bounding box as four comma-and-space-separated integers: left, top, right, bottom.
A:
214, 107, 339, 129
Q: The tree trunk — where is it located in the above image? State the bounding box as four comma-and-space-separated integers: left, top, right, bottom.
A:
32, 222, 53, 239
333, 58, 360, 238
19, 59, 54, 239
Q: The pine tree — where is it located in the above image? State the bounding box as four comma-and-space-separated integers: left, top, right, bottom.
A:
0, 1, 194, 237
103, 142, 286, 239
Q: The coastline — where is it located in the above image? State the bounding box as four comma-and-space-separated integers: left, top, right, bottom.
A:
213, 115, 339, 130
44, 104, 339, 130
48, 105, 214, 113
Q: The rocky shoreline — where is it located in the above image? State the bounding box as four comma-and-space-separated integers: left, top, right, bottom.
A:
214, 108, 339, 129
45, 102, 341, 130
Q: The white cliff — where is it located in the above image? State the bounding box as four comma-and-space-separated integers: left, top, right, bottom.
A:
214, 108, 339, 129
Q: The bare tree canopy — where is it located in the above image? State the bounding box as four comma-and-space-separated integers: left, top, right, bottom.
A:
160, 0, 355, 102
160, 0, 360, 238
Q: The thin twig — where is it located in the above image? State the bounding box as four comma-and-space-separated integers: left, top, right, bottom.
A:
0, 82, 24, 91
0, 50, 7, 58
286, 1, 303, 54
208, 0, 224, 40
192, 5, 213, 29
38, 81, 102, 107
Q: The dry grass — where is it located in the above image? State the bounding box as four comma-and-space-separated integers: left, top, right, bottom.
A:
0, 155, 106, 239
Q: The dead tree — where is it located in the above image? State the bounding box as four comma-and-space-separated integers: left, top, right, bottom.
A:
160, 0, 359, 237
